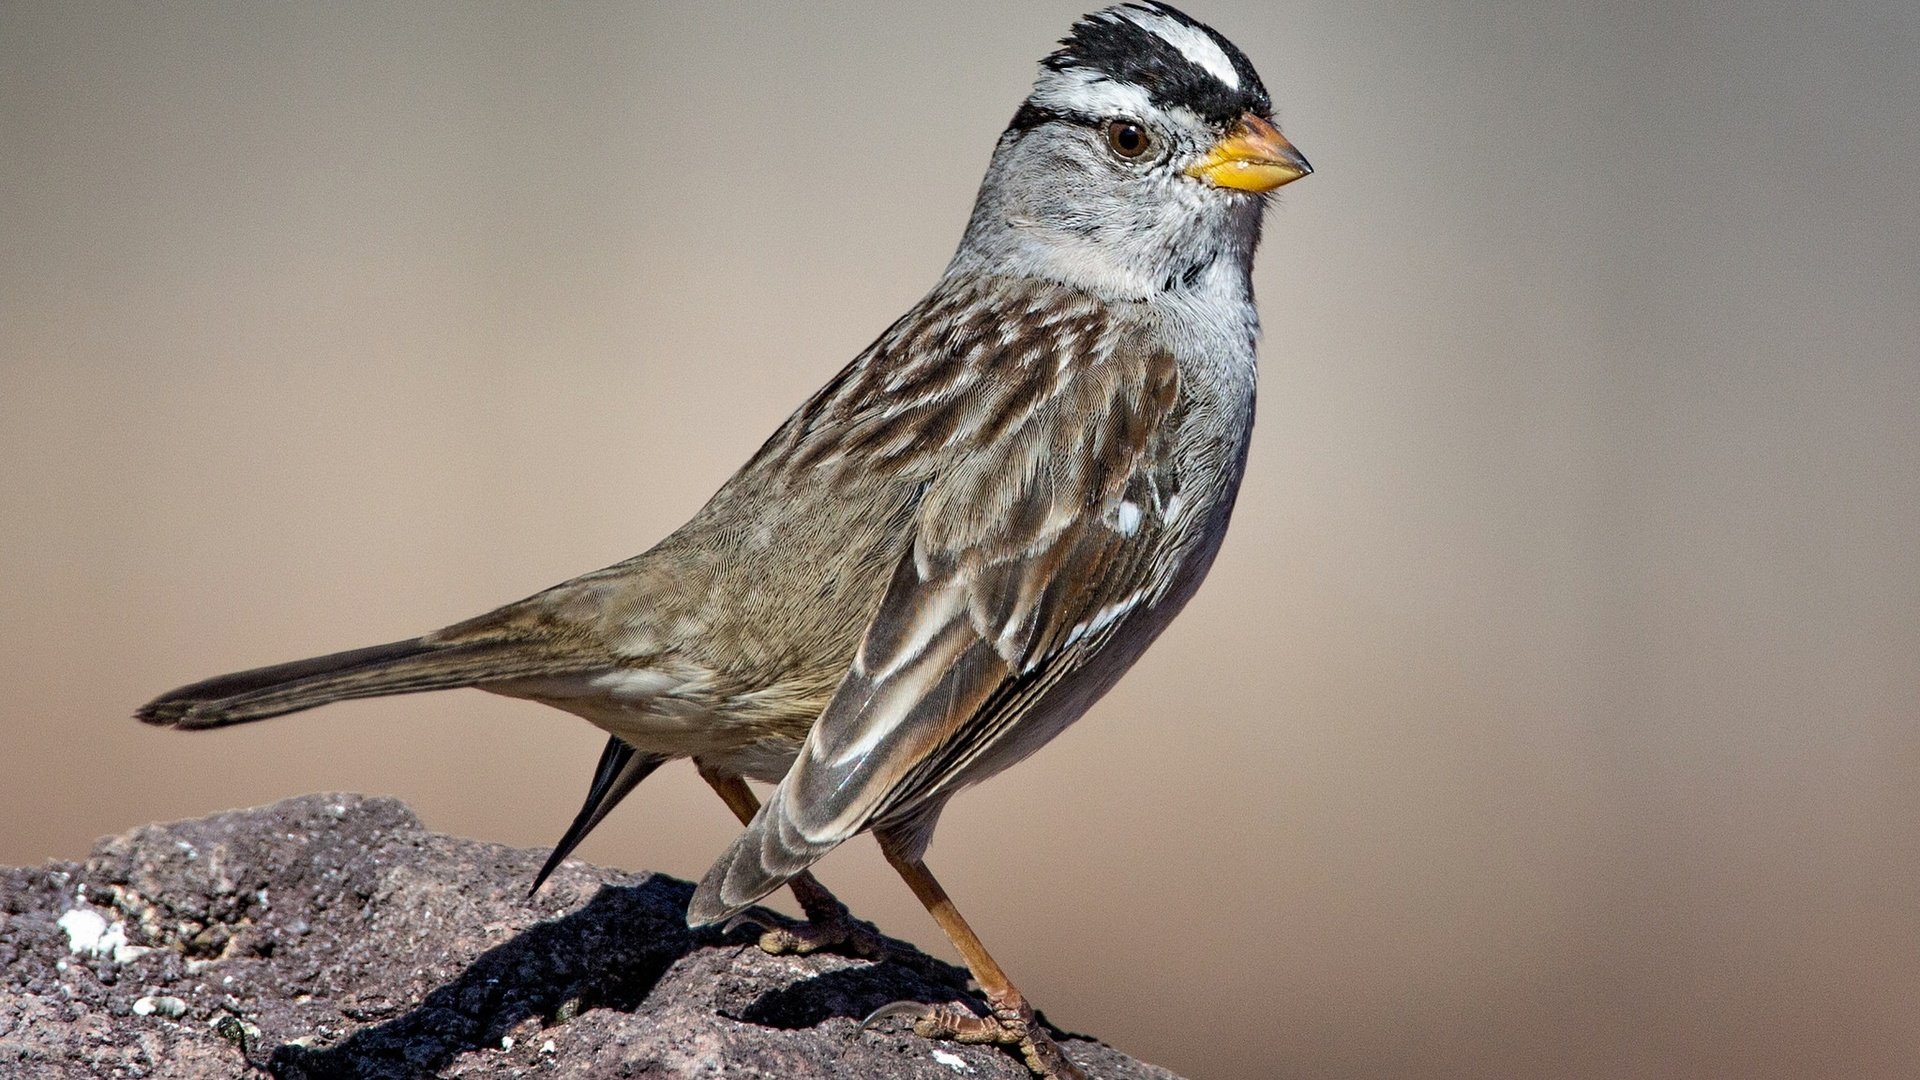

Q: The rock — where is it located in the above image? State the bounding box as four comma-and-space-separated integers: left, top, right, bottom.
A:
0, 794, 1182, 1079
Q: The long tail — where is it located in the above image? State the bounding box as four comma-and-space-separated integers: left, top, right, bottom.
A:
136, 636, 573, 730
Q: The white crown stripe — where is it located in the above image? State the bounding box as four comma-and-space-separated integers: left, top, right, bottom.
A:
1119, 8, 1241, 92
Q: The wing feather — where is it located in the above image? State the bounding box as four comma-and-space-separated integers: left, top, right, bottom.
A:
779, 342, 1177, 851
685, 282, 1196, 925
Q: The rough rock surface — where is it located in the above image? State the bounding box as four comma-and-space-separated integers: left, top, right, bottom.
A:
0, 794, 1180, 1079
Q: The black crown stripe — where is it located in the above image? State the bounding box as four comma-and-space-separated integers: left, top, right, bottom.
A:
1041, 2, 1270, 125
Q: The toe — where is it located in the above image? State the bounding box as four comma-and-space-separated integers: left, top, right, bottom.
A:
751, 911, 889, 959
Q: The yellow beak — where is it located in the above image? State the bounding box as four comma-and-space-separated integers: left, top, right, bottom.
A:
1185, 113, 1312, 193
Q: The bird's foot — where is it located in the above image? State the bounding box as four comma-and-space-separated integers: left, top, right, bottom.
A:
722, 903, 888, 960
863, 998, 1087, 1080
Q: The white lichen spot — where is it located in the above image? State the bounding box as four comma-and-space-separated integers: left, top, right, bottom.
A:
134, 995, 187, 1019
500, 1035, 515, 1051
540, 1039, 556, 1055
933, 1048, 973, 1072
59, 907, 105, 944
57, 907, 128, 959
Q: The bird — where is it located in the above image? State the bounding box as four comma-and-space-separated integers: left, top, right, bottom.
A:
136, 4, 1309, 1077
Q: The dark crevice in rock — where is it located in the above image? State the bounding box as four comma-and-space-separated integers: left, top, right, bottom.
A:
271, 879, 695, 1079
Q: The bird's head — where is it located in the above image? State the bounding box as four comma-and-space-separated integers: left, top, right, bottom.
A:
950, 2, 1310, 301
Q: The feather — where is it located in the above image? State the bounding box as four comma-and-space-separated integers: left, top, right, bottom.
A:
687, 338, 1185, 924
529, 736, 667, 896
134, 636, 594, 730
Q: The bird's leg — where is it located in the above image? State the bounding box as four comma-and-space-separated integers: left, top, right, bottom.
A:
697, 767, 886, 959
863, 835, 1087, 1080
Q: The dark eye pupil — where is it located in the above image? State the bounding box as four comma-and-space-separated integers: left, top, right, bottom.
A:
1109, 122, 1148, 158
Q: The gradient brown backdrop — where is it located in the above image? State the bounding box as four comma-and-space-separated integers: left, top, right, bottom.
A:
4, 3, 1917, 1078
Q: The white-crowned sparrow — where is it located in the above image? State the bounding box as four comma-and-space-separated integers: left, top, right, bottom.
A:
139, 5, 1308, 1076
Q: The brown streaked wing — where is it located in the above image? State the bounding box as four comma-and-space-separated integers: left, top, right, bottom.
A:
769, 338, 1183, 850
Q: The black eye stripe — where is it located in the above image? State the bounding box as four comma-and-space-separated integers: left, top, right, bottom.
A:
1006, 102, 1072, 133
1005, 104, 1154, 140
1005, 102, 1122, 135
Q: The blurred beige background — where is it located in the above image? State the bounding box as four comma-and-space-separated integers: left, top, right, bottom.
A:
3, 2, 1917, 1077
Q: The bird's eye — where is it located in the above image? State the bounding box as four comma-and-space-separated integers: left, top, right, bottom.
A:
1104, 120, 1152, 160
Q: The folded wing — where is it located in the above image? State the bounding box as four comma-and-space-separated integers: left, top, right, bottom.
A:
688, 337, 1183, 923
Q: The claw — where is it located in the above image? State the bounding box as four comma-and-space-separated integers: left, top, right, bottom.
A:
861, 1000, 938, 1031
721, 911, 773, 939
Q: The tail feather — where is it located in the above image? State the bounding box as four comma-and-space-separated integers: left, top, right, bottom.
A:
529, 736, 667, 897
136, 636, 574, 730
